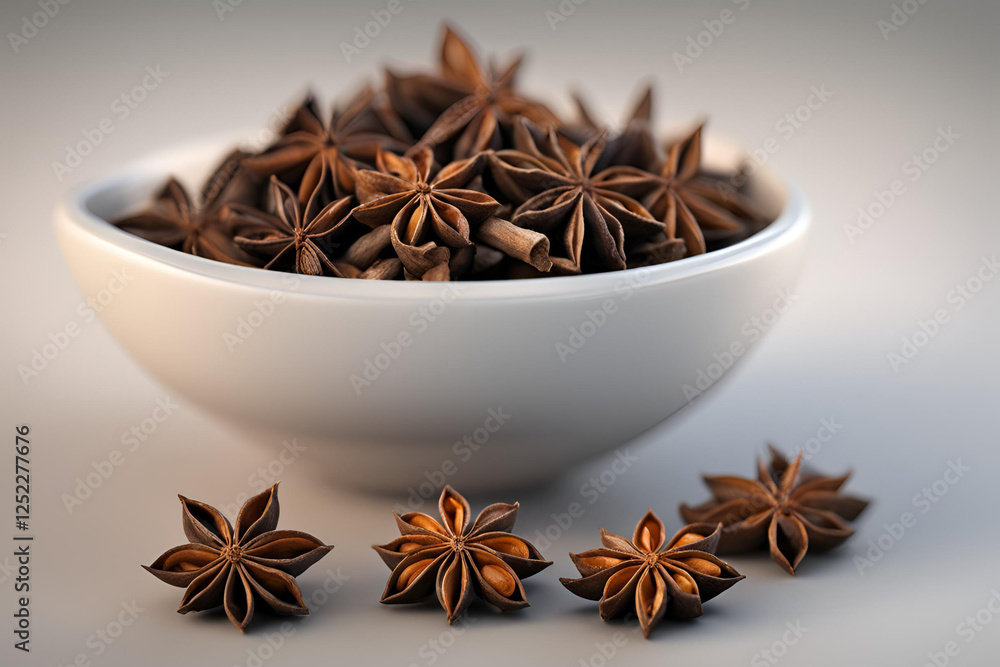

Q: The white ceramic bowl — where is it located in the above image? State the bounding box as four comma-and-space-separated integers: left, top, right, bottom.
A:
55, 134, 809, 493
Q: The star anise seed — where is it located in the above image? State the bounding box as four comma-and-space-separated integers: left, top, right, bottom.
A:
113, 150, 261, 266
563, 84, 659, 171
560, 511, 744, 638
679, 446, 869, 575
487, 119, 664, 273
244, 88, 411, 204
388, 24, 558, 161
631, 123, 767, 256
143, 484, 333, 632
225, 171, 357, 277
353, 147, 500, 278
373, 486, 551, 623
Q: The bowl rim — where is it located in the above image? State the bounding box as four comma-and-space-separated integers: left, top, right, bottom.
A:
56, 133, 810, 302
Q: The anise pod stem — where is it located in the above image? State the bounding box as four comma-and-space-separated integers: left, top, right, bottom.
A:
475, 216, 552, 272
342, 225, 392, 269
361, 258, 403, 280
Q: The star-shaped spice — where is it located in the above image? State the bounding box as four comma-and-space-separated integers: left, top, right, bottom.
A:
372, 486, 551, 623
225, 171, 357, 277
108, 23, 778, 279
561, 512, 743, 638
680, 446, 869, 575
564, 84, 659, 171
143, 484, 333, 632
353, 147, 500, 278
388, 25, 558, 160
487, 120, 664, 273
633, 123, 765, 257
113, 150, 260, 265
244, 88, 411, 203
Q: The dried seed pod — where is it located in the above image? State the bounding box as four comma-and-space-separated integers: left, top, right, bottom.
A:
143, 484, 333, 632
477, 535, 531, 558
481, 564, 516, 596
343, 225, 393, 268
407, 513, 446, 534
360, 258, 403, 280
603, 566, 640, 599
397, 559, 433, 590
674, 532, 705, 548
680, 447, 869, 575
577, 555, 625, 570
678, 557, 722, 577
561, 512, 744, 638
373, 486, 551, 623
672, 572, 695, 595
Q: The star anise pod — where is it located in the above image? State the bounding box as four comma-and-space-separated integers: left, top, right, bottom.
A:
625, 233, 687, 269
113, 150, 261, 265
352, 147, 500, 278
244, 87, 411, 203
225, 171, 357, 277
632, 123, 766, 257
680, 447, 869, 575
387, 25, 559, 161
486, 120, 664, 273
372, 486, 551, 623
143, 484, 333, 632
561, 512, 743, 638
563, 84, 659, 171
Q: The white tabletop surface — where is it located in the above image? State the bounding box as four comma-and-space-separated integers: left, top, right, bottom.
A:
3, 0, 999, 665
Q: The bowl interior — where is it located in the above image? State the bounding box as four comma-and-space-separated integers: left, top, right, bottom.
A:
68, 131, 797, 301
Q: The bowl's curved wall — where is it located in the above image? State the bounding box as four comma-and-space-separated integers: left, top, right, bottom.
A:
55, 136, 809, 492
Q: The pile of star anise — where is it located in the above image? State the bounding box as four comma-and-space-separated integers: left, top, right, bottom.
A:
115, 25, 770, 281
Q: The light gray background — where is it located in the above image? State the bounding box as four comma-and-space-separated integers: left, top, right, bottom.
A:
3, 0, 999, 665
